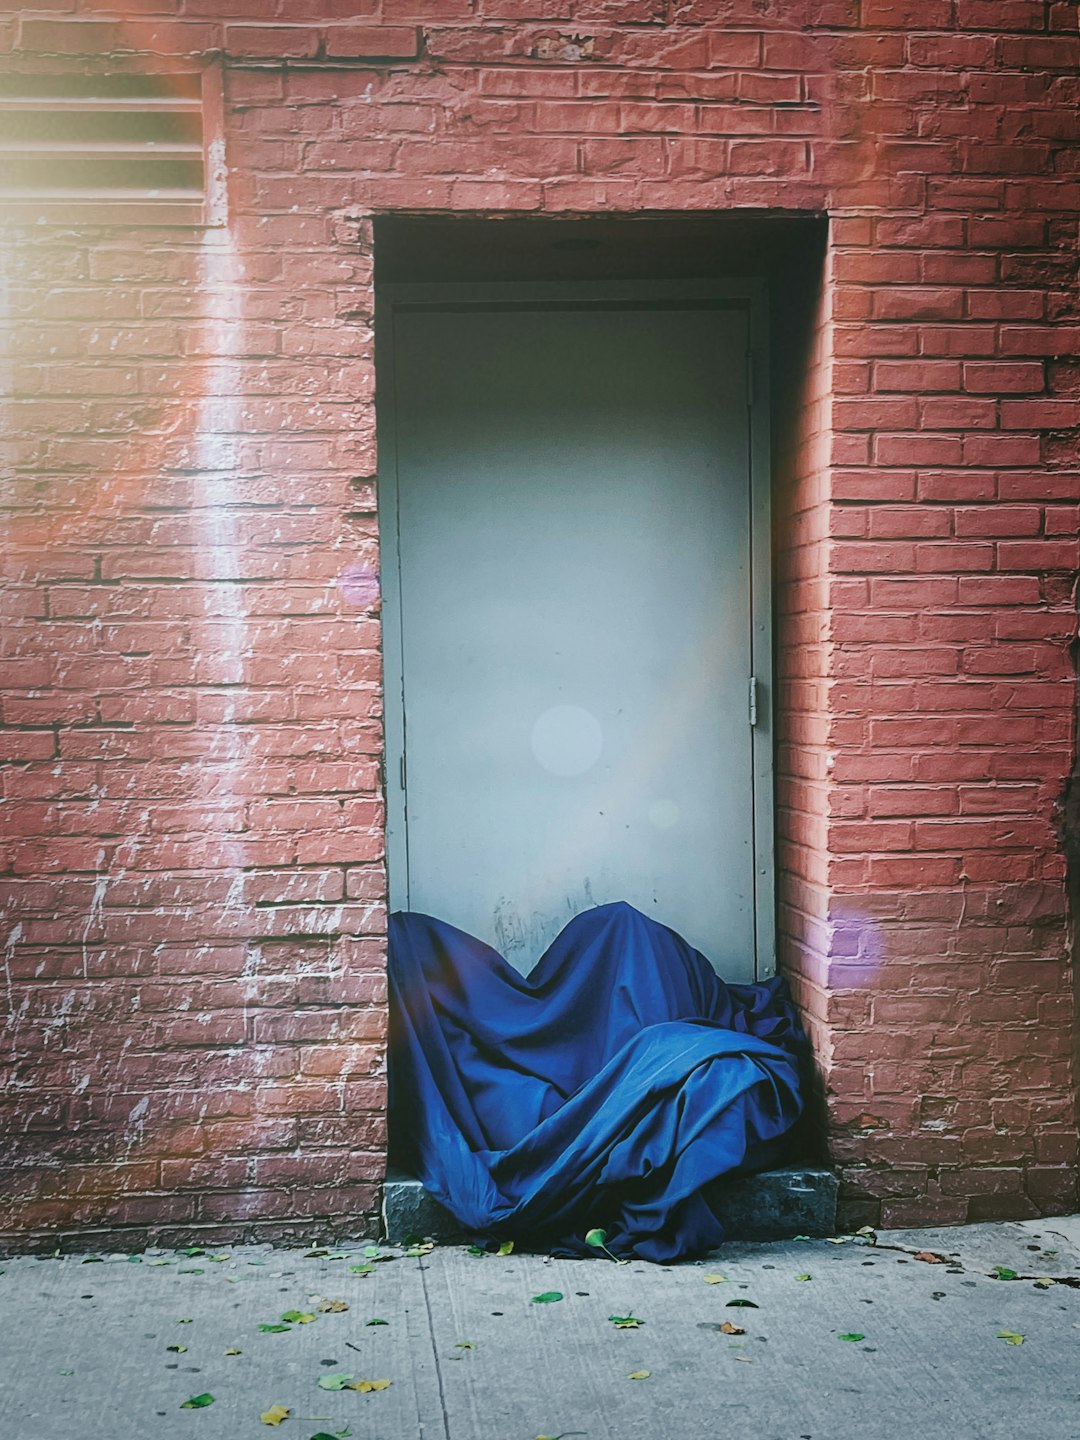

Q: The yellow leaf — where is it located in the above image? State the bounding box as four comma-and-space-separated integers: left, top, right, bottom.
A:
703, 1273, 727, 1284
348, 1379, 392, 1393
996, 1331, 1025, 1345
225, 1349, 242, 1356
455, 1341, 475, 1350
1033, 1277, 1055, 1289
628, 1369, 651, 1381
497, 1240, 514, 1256
260, 1404, 290, 1426
317, 1298, 349, 1313
719, 1321, 745, 1335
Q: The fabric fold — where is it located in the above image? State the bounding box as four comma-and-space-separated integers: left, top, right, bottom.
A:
388, 900, 808, 1261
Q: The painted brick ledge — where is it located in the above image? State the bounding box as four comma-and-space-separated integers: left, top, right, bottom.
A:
382, 1168, 839, 1245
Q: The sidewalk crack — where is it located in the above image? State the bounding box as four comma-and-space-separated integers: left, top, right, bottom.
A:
418, 1259, 452, 1440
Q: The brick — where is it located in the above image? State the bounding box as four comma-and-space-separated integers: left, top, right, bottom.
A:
17, 18, 125, 52
1000, 399, 1078, 428
324, 25, 421, 57
874, 360, 962, 391
962, 361, 1045, 393
225, 24, 320, 57
872, 287, 965, 322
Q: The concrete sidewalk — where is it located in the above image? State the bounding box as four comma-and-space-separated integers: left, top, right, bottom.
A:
1, 1217, 1078, 1440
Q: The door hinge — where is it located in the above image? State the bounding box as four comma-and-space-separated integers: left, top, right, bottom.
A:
746, 350, 755, 408
749, 676, 758, 728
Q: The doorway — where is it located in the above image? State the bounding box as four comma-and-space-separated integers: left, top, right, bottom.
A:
377, 271, 772, 982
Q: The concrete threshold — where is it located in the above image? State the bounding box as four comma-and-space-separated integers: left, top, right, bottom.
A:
382, 1166, 838, 1243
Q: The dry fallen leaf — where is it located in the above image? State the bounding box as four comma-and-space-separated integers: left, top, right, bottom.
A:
348, 1378, 392, 1393
628, 1370, 651, 1380
317, 1298, 349, 1313
260, 1404, 290, 1426
225, 1348, 242, 1356
719, 1321, 745, 1335
914, 1251, 945, 1265
702, 1273, 728, 1285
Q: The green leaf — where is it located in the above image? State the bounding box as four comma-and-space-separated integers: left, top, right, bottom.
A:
147, 1258, 172, 1267
795, 1274, 812, 1282
583, 1227, 625, 1263
608, 1314, 642, 1328
793, 1234, 811, 1241
466, 1245, 486, 1257
992, 1266, 1018, 1281
180, 1247, 205, 1258
363, 1246, 382, 1259
126, 1254, 142, 1264
497, 1240, 514, 1256
838, 1333, 865, 1343
317, 1373, 354, 1391
258, 1323, 292, 1334
455, 1341, 475, 1349
281, 1310, 316, 1324
180, 1393, 215, 1409
176, 1318, 193, 1325
179, 1268, 205, 1276
531, 1291, 564, 1304
349, 1264, 374, 1276
366, 1318, 389, 1326
996, 1330, 1025, 1345
725, 1299, 759, 1308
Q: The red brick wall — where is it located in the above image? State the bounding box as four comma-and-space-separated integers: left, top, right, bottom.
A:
1, 0, 1078, 1245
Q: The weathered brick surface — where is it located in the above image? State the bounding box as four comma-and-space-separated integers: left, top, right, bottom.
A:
1, 0, 1078, 1244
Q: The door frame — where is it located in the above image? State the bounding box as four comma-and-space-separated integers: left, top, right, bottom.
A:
375, 277, 775, 977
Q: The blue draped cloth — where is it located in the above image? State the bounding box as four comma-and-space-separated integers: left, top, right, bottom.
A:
387, 901, 808, 1261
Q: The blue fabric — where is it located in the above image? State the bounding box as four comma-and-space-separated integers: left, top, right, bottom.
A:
388, 901, 808, 1261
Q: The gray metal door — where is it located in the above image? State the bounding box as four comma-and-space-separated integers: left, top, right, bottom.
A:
379, 281, 772, 980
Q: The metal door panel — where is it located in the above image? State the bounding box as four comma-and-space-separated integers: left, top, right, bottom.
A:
381, 287, 769, 979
